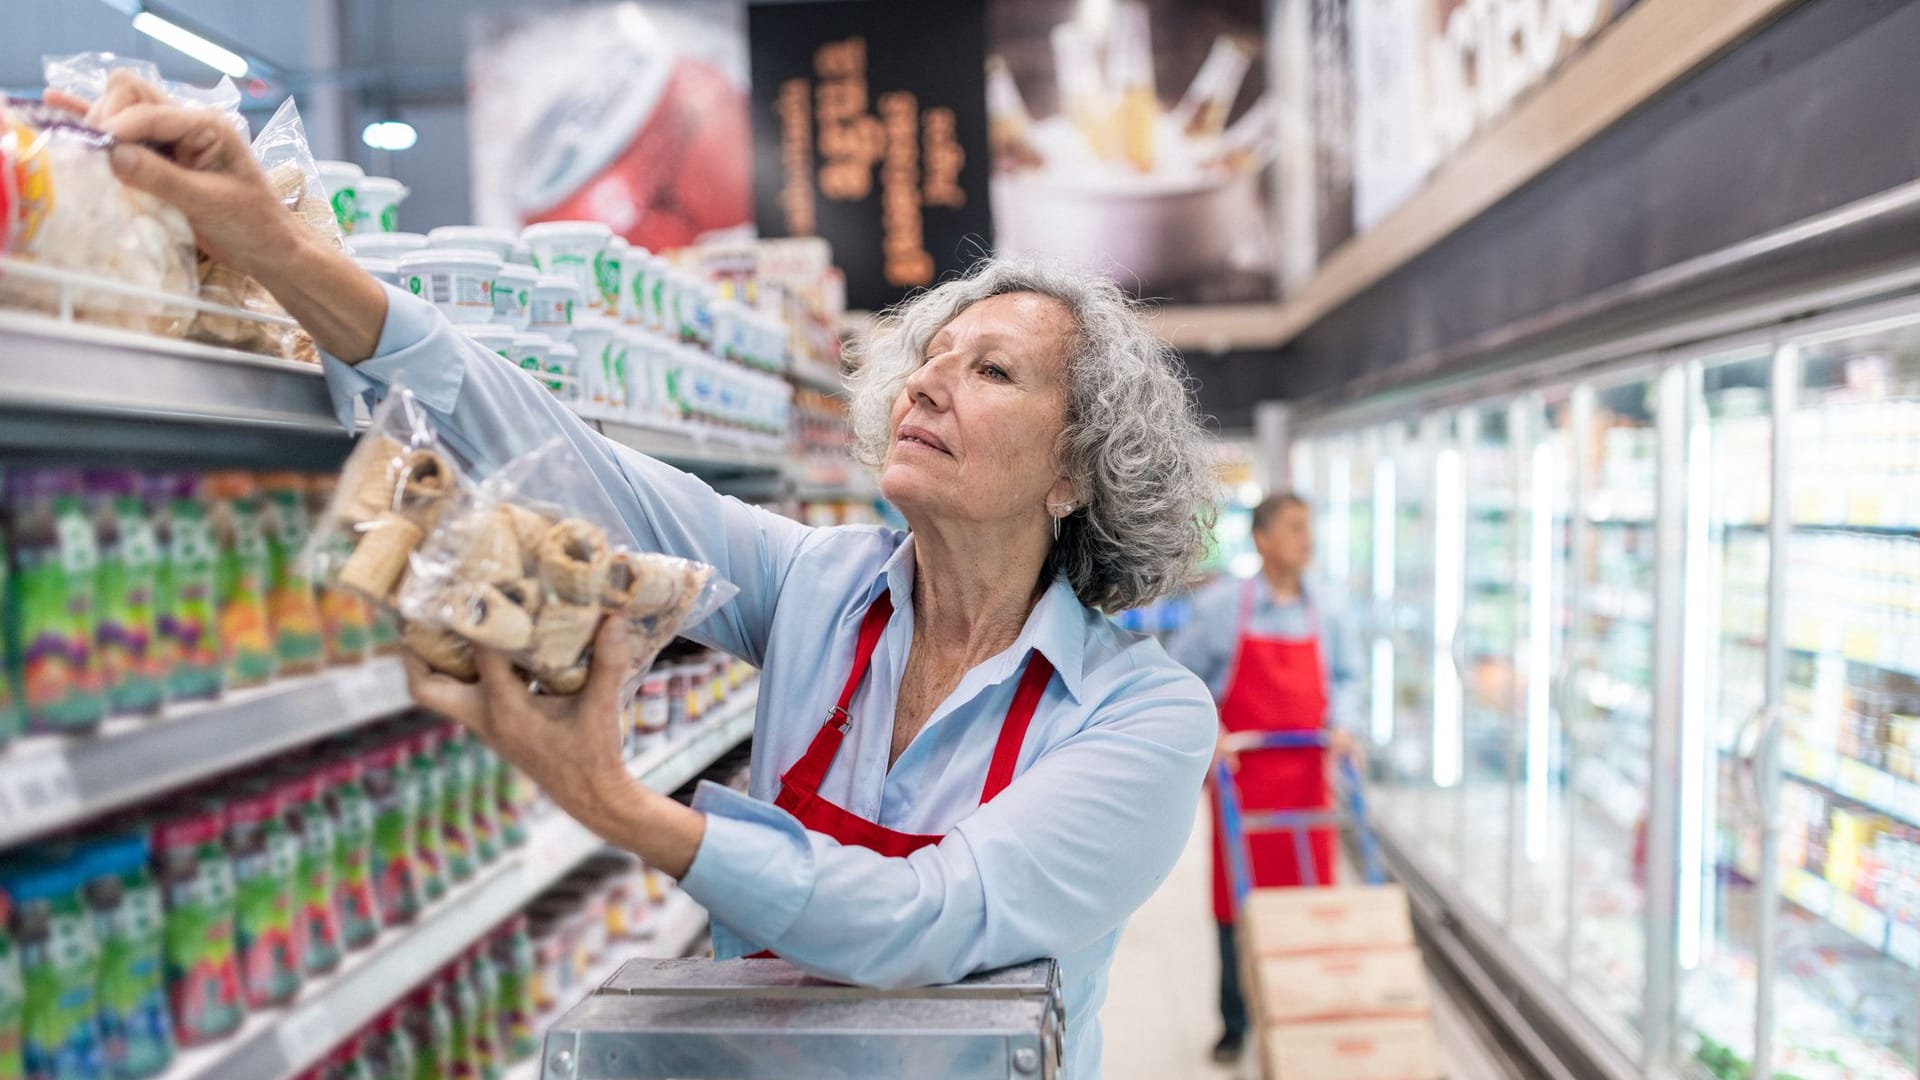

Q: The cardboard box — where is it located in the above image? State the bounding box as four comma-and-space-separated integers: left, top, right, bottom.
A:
1263, 1016, 1444, 1080
1255, 947, 1431, 1023
1242, 885, 1415, 956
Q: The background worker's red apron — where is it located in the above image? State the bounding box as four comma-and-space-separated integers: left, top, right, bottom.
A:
1210, 579, 1333, 923
748, 592, 1053, 955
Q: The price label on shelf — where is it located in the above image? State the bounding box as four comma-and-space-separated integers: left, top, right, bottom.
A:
277, 1002, 338, 1066
1832, 895, 1889, 951
1889, 922, 1920, 970
0, 750, 81, 830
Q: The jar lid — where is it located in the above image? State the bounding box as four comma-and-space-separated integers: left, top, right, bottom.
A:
359, 176, 409, 199
397, 248, 503, 273
347, 232, 430, 257
315, 160, 365, 182
495, 262, 541, 284
532, 274, 583, 296
521, 219, 613, 245
462, 324, 518, 347
429, 225, 517, 251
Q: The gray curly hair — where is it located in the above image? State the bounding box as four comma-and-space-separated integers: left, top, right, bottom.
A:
846, 256, 1216, 613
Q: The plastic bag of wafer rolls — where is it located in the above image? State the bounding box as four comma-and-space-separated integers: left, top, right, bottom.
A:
299, 386, 470, 662
393, 437, 736, 696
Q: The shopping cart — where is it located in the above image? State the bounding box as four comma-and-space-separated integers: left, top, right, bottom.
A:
1211, 729, 1387, 914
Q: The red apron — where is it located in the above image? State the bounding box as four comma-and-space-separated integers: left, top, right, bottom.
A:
748, 592, 1054, 955
1210, 579, 1333, 923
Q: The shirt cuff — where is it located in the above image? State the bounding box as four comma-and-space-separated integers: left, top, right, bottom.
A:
319, 281, 466, 427
679, 781, 815, 946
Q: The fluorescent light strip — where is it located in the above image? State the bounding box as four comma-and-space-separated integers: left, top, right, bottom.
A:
1372, 637, 1395, 747
1525, 439, 1556, 863
1371, 456, 1396, 745
133, 11, 249, 78
1676, 401, 1717, 971
1433, 446, 1464, 789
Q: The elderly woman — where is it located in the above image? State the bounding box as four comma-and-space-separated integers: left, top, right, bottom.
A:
93, 85, 1219, 1077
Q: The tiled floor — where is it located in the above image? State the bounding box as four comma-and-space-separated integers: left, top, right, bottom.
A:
1100, 815, 1528, 1080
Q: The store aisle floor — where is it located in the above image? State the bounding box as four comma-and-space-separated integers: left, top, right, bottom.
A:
1101, 814, 1532, 1080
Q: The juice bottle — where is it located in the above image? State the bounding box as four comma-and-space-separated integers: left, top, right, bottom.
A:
152, 475, 222, 703
280, 769, 343, 976
205, 473, 276, 688
76, 834, 172, 1080
226, 783, 303, 1007
363, 742, 422, 926
318, 755, 381, 949
488, 917, 536, 1061
403, 984, 454, 1080
7, 468, 106, 734
305, 477, 372, 667
467, 739, 500, 866
406, 729, 447, 904
466, 945, 502, 1080
438, 731, 476, 884
260, 474, 325, 676
368, 610, 402, 658
86, 472, 165, 718
0, 485, 20, 747
445, 962, 481, 1080
495, 756, 526, 850
0, 856, 104, 1080
0, 889, 23, 1080
151, 807, 243, 1044
366, 1010, 416, 1080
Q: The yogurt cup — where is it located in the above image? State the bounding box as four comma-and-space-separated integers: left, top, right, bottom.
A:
315, 160, 365, 234
545, 340, 582, 404
491, 263, 540, 329
510, 241, 535, 267
429, 226, 518, 263
619, 244, 651, 326
604, 239, 629, 322
397, 248, 503, 326
347, 232, 429, 259
521, 221, 614, 312
528, 274, 581, 341
462, 323, 518, 363
352, 256, 400, 288
356, 176, 409, 234
570, 319, 617, 411
510, 332, 552, 387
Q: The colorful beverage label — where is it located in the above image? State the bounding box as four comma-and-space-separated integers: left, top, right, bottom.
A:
17, 888, 104, 1080
0, 922, 23, 1080
12, 481, 106, 734
446, 968, 480, 1080
214, 494, 277, 688
157, 833, 243, 1045
328, 777, 381, 950
94, 874, 173, 1080
409, 746, 447, 904
467, 951, 501, 1080
96, 493, 166, 718
292, 800, 342, 976
495, 760, 526, 850
407, 990, 454, 1080
366, 751, 422, 926
490, 923, 536, 1061
438, 741, 475, 883
467, 742, 500, 866
263, 487, 325, 674
156, 496, 222, 702
0, 529, 20, 746
231, 811, 302, 1008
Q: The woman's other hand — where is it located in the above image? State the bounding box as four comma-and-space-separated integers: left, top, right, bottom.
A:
404, 618, 642, 836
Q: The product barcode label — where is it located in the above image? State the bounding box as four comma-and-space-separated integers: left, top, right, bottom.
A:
278, 1003, 338, 1065
426, 272, 452, 304
0, 751, 82, 828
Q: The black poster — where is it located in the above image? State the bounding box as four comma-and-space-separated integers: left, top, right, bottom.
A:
748, 0, 993, 312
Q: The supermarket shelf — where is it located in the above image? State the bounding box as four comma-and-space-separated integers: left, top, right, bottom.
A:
787, 358, 846, 394
1779, 867, 1920, 971
0, 660, 410, 849
1778, 739, 1920, 829
595, 417, 787, 478
1787, 623, 1920, 681
1789, 520, 1920, 537
166, 685, 756, 1080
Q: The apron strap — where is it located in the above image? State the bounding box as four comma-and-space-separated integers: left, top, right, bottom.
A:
780, 592, 895, 795
979, 652, 1056, 805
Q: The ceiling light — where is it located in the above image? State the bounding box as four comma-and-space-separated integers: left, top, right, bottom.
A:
362, 120, 418, 152
132, 11, 249, 78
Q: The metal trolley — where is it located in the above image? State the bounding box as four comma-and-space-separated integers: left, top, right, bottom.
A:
1211, 729, 1387, 914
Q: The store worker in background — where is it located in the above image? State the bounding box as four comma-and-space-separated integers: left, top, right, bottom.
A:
75, 74, 1223, 1079
1168, 492, 1362, 1063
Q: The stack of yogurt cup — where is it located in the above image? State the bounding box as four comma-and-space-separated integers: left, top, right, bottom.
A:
315, 160, 411, 237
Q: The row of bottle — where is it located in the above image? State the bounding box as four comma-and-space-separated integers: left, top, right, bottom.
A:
0, 713, 529, 1079
1, 468, 392, 744
1780, 780, 1920, 928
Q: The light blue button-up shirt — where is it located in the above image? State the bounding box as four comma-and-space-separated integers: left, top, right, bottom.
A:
1166, 575, 1362, 730
322, 284, 1215, 1078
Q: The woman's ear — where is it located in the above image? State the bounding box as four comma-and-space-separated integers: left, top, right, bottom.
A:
1046, 475, 1081, 515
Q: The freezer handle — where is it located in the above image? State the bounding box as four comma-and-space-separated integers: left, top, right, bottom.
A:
1733, 704, 1784, 822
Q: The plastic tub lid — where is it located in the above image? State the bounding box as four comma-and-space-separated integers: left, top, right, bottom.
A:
347, 232, 429, 255
464, 324, 518, 347
495, 262, 540, 284
359, 175, 408, 198
510, 241, 534, 266
316, 159, 364, 181
398, 248, 503, 272
522, 219, 614, 244
548, 341, 579, 359
429, 225, 517, 251
512, 332, 553, 349
533, 273, 583, 296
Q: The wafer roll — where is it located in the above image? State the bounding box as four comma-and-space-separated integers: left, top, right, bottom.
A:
501, 502, 553, 554
541, 663, 590, 696
340, 435, 408, 523
338, 514, 422, 600
458, 506, 524, 584
530, 602, 601, 673
538, 519, 610, 605
403, 622, 478, 682
447, 582, 535, 652
601, 551, 681, 615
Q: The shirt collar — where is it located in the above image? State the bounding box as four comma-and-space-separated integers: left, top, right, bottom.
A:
866, 534, 1087, 703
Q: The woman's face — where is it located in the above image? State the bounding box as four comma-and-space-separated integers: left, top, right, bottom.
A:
880, 291, 1078, 530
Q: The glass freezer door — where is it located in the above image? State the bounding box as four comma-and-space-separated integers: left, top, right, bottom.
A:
1671, 348, 1776, 1080
1372, 418, 1438, 840
1770, 310, 1920, 1079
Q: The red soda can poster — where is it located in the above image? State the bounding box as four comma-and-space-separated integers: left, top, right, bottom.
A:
467, 1, 753, 252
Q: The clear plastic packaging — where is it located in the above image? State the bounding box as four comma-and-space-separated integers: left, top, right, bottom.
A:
396, 438, 735, 695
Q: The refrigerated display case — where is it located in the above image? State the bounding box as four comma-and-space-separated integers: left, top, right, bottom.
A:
1287, 293, 1920, 1080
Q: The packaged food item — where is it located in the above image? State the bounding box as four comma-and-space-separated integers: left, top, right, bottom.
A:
488, 917, 536, 1061
317, 755, 381, 950
346, 233, 428, 260
465, 945, 502, 1080
305, 478, 372, 667
508, 333, 552, 392
362, 742, 422, 926
396, 249, 501, 327
520, 221, 613, 313
570, 320, 615, 413
395, 439, 735, 698
619, 245, 650, 328
0, 482, 18, 748
315, 161, 364, 235
204, 473, 276, 689
467, 739, 501, 867
225, 783, 302, 1008
0, 856, 104, 1080
369, 611, 403, 657
489, 265, 538, 330
526, 277, 578, 341
322, 1034, 376, 1080
87, 472, 164, 718
0, 888, 23, 1080
75, 834, 171, 1080
426, 227, 516, 263
6, 468, 106, 734
0, 102, 198, 336
151, 475, 221, 703
405, 728, 448, 904
280, 769, 342, 976
355, 177, 408, 236
403, 983, 454, 1080
260, 474, 326, 676
438, 730, 476, 884
495, 756, 526, 850
462, 325, 516, 364
366, 1009, 416, 1080
444, 961, 482, 1080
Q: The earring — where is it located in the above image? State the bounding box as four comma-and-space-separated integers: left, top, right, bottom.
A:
1052, 515, 1061, 542
1048, 502, 1073, 542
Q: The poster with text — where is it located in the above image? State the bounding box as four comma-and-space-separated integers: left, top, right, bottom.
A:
467, 1, 752, 252
747, 1, 992, 313
987, 0, 1277, 304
